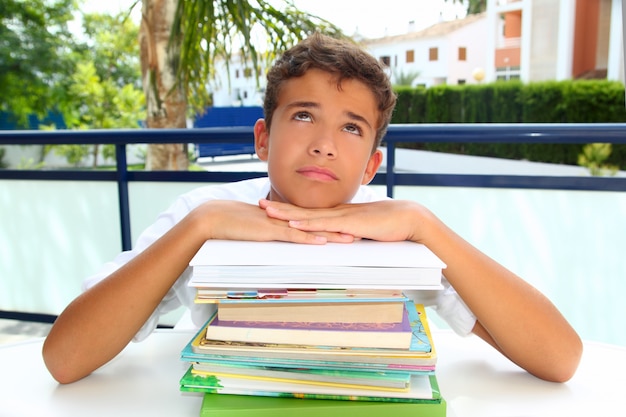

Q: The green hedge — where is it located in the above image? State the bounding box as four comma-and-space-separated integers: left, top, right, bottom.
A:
391, 80, 626, 169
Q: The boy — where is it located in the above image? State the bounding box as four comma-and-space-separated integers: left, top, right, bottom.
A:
43, 33, 582, 384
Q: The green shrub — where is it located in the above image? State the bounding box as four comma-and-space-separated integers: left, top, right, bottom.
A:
391, 80, 626, 169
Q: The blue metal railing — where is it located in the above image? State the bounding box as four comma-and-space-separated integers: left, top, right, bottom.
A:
2, 123, 626, 253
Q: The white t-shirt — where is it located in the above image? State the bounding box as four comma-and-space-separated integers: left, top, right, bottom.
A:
83, 177, 476, 341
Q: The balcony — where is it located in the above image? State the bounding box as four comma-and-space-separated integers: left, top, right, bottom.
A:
1, 124, 625, 347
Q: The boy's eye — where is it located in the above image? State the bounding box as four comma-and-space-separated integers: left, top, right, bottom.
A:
293, 112, 312, 122
343, 124, 362, 136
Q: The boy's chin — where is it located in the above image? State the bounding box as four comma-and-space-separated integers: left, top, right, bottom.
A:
290, 194, 350, 209
269, 183, 357, 208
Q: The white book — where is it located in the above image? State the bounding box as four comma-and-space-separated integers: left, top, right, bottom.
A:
189, 240, 446, 290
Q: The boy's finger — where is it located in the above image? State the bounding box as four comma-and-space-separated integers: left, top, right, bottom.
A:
277, 228, 328, 245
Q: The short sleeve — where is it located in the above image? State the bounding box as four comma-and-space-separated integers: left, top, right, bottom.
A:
404, 275, 476, 336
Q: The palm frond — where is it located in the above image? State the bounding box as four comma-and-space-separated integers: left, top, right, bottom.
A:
171, 0, 343, 112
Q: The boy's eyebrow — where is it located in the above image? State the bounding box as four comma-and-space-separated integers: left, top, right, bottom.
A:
345, 111, 374, 130
285, 101, 319, 110
286, 101, 374, 130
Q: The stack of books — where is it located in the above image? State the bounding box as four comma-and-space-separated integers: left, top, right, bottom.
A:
179, 240, 447, 416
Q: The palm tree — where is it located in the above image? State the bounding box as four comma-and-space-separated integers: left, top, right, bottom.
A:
393, 69, 421, 87
138, 0, 341, 170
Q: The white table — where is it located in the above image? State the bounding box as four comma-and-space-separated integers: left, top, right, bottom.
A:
1, 329, 624, 416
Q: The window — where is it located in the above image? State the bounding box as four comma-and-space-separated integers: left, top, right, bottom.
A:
457, 79, 466, 85
496, 65, 521, 81
458, 47, 467, 61
380, 56, 391, 67
406, 50, 415, 63
429, 47, 438, 61
235, 69, 240, 78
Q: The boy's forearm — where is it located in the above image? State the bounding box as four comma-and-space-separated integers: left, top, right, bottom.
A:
415, 209, 582, 382
42, 211, 209, 384
41, 200, 321, 384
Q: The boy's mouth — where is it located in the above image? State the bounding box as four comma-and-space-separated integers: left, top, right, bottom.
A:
297, 166, 338, 182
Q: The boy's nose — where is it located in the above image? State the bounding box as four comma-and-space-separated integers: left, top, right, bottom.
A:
311, 146, 336, 158
308, 129, 337, 158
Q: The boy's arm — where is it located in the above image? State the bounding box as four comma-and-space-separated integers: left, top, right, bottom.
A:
417, 212, 582, 382
262, 199, 583, 382
42, 201, 331, 384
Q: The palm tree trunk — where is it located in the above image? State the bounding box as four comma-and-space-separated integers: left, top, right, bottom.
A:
139, 0, 189, 171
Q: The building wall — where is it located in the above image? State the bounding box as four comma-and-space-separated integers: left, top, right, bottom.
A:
445, 20, 489, 84
528, 0, 561, 81
210, 58, 266, 107
596, 0, 613, 70
490, 0, 622, 83
365, 16, 488, 87
495, 47, 521, 68
366, 37, 448, 87
572, 0, 600, 77
504, 10, 522, 38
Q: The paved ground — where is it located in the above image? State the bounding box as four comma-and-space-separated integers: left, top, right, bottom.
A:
0, 319, 52, 346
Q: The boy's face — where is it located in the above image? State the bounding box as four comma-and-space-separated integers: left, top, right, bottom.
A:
254, 68, 382, 208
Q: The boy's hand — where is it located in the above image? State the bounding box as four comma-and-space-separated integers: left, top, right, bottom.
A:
195, 200, 353, 244
259, 199, 429, 243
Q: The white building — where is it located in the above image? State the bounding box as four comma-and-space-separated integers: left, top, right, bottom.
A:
206, 13, 490, 106
209, 56, 267, 107
362, 13, 488, 87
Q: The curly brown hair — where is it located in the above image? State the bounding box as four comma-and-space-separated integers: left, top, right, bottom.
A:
263, 32, 396, 150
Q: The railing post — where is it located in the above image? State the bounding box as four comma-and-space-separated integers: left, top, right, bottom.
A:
386, 140, 396, 198
115, 143, 132, 251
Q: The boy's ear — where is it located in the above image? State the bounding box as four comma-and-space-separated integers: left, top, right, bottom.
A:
361, 149, 383, 185
254, 118, 269, 161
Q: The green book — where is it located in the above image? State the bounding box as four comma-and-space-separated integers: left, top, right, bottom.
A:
199, 393, 446, 417
180, 366, 442, 403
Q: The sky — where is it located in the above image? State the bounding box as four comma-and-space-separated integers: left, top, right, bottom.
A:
288, 0, 467, 38
79, 0, 468, 39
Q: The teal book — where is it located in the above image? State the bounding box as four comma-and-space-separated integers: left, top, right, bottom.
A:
191, 361, 414, 390
199, 393, 446, 417
184, 354, 435, 375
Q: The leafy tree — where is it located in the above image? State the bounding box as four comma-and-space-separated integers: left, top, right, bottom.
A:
0, 0, 78, 126
578, 143, 618, 176
445, 0, 486, 15
52, 12, 145, 167
80, 12, 143, 89
138, 0, 342, 170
